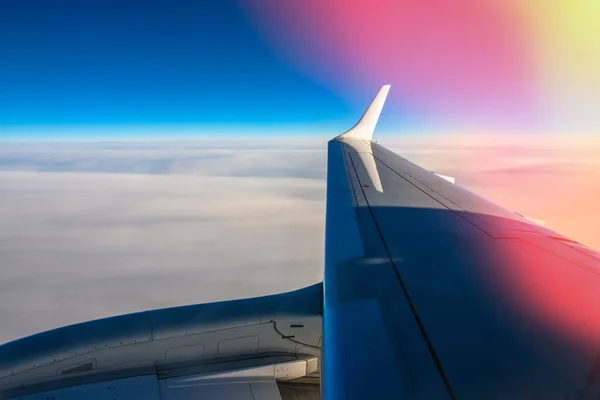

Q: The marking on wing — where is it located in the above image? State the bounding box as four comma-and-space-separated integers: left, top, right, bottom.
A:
355, 151, 383, 193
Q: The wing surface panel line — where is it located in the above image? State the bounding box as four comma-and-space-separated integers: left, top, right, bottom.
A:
347, 153, 458, 400
371, 151, 600, 273
371, 152, 498, 240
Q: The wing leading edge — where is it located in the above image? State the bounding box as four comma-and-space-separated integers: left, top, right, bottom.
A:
324, 86, 600, 399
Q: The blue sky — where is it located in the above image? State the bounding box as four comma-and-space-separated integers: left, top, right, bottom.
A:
4, 1, 599, 139
0, 1, 362, 139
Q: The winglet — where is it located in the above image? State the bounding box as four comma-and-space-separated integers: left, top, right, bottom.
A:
336, 85, 390, 141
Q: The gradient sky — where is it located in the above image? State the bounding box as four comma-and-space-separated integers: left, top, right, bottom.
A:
3, 1, 600, 139
0, 1, 350, 138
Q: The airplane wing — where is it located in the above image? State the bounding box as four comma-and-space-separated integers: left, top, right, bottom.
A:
324, 86, 600, 399
3, 87, 600, 400
0, 285, 323, 400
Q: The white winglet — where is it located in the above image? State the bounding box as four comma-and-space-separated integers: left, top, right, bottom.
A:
336, 85, 390, 141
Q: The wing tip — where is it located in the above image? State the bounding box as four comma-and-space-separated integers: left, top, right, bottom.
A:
335, 85, 391, 141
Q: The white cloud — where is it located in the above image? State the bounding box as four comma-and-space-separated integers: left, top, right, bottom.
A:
4, 134, 598, 345
0, 140, 326, 344
0, 139, 327, 178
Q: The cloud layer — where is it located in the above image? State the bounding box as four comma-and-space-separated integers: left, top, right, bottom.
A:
1, 136, 599, 344
0, 140, 326, 343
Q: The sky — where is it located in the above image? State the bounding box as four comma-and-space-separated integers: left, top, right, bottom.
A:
0, 1, 349, 139
2, 0, 600, 138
